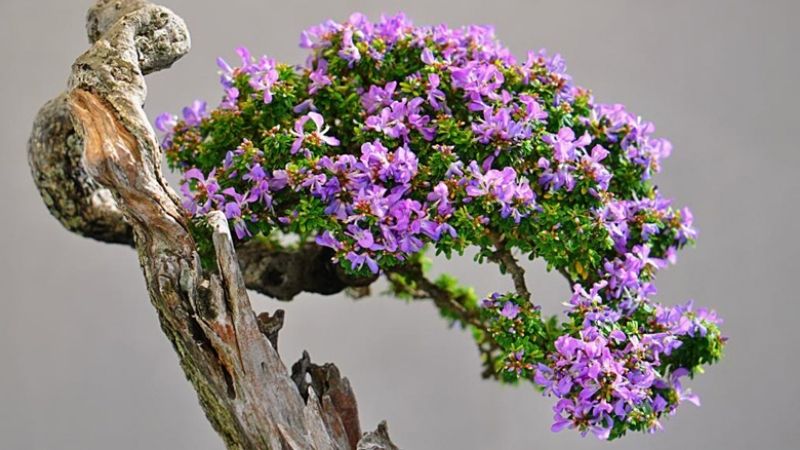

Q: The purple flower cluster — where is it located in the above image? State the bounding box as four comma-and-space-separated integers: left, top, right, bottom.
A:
154, 100, 207, 149
655, 300, 722, 339
462, 162, 537, 223
596, 194, 696, 257
538, 198, 719, 437
365, 94, 436, 142
533, 326, 699, 438
583, 103, 673, 180
218, 47, 280, 104
177, 141, 292, 239
530, 191, 721, 437
287, 141, 534, 271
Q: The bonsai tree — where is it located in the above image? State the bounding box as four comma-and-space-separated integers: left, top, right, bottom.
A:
29, 0, 724, 448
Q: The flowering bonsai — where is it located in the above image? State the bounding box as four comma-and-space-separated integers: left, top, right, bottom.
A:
29, 1, 724, 448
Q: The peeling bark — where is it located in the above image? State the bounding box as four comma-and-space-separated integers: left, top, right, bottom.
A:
28, 1, 397, 448
29, 93, 134, 245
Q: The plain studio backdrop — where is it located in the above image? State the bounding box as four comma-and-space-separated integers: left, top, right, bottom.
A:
1, 0, 798, 449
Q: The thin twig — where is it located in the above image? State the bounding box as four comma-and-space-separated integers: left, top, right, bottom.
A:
384, 264, 505, 380
385, 265, 481, 329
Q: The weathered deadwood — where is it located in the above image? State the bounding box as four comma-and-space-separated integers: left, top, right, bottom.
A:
357, 423, 400, 450
29, 1, 397, 449
257, 309, 285, 350
292, 351, 363, 449
28, 92, 134, 245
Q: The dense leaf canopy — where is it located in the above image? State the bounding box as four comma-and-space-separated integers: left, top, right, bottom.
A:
157, 13, 724, 440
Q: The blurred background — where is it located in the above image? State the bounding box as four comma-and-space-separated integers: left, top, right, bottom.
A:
1, 0, 798, 449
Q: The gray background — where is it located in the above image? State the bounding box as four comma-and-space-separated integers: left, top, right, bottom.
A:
1, 0, 797, 449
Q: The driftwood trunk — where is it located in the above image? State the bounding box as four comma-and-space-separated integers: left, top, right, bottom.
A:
28, 1, 397, 448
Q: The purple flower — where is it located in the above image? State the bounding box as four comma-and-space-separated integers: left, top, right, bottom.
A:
472, 107, 531, 143
426, 73, 447, 111
244, 164, 274, 207
655, 300, 722, 338
465, 163, 515, 197
291, 112, 340, 154
346, 251, 379, 273
154, 113, 178, 149
365, 101, 408, 139
670, 368, 701, 407
216, 56, 235, 88
419, 220, 457, 241
500, 301, 520, 319
450, 61, 505, 105
543, 127, 591, 163
365, 97, 435, 142
537, 157, 576, 192
230, 219, 252, 240
421, 47, 435, 65
338, 27, 361, 65
220, 87, 240, 110
519, 94, 548, 122
361, 81, 397, 113
180, 168, 224, 215
219, 187, 252, 239
568, 281, 608, 309
676, 207, 697, 243
465, 163, 536, 221
309, 59, 332, 94
300, 21, 340, 49
221, 187, 249, 220
316, 231, 343, 250
427, 182, 453, 216
247, 56, 279, 104
347, 224, 383, 251
182, 100, 208, 127
387, 145, 418, 184
155, 113, 177, 133
632, 244, 667, 272
579, 145, 612, 191
360, 140, 390, 175
235, 47, 253, 72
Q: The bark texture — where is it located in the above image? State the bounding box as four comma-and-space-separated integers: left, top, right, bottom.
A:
28, 1, 396, 448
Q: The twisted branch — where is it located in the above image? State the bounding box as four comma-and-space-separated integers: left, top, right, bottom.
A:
384, 263, 505, 380
385, 264, 480, 328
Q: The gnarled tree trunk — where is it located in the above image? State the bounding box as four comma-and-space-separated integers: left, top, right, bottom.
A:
28, 1, 397, 449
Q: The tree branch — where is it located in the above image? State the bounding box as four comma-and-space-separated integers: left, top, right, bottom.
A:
385, 264, 480, 329
384, 263, 505, 380
29, 1, 396, 448
237, 240, 377, 300
487, 232, 531, 301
